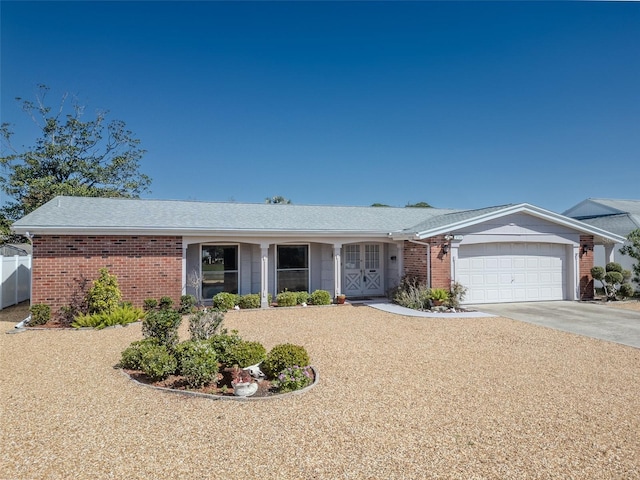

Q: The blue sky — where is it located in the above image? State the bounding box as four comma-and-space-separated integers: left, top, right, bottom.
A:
2, 1, 638, 213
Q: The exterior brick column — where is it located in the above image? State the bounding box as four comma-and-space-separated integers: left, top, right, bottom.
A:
402, 237, 451, 289
579, 235, 595, 300
31, 235, 183, 315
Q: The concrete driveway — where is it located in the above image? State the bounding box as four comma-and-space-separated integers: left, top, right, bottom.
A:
470, 301, 640, 349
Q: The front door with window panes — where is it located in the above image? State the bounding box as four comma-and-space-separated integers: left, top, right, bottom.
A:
201, 245, 238, 299
343, 243, 384, 297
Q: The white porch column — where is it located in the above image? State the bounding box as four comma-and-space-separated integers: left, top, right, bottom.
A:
260, 243, 270, 308
182, 243, 188, 295
333, 244, 342, 296
604, 244, 615, 263
572, 244, 581, 301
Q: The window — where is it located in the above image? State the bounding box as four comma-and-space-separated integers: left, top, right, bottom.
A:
277, 245, 309, 292
201, 245, 238, 298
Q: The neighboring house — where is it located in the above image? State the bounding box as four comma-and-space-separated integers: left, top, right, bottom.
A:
563, 198, 640, 288
10, 196, 625, 312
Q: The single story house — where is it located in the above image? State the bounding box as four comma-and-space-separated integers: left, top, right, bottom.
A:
563, 198, 640, 288
11, 196, 625, 312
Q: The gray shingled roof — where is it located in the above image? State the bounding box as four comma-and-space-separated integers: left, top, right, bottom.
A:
11, 196, 457, 234
11, 196, 626, 244
585, 198, 640, 215
564, 198, 640, 238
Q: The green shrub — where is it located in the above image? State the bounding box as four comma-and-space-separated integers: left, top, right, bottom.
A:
295, 291, 310, 305
212, 292, 238, 311
72, 304, 144, 329
262, 343, 311, 378
29, 303, 51, 326
189, 309, 225, 341
448, 282, 468, 309
391, 276, 431, 310
119, 338, 160, 370
208, 329, 243, 366
272, 366, 313, 393
606, 262, 623, 273
86, 268, 121, 314
429, 288, 450, 303
619, 283, 635, 299
139, 344, 177, 381
143, 298, 158, 311
158, 296, 174, 311
175, 340, 219, 388
179, 295, 197, 314
229, 340, 267, 368
310, 290, 331, 305
142, 308, 182, 349
276, 291, 298, 307
238, 294, 261, 309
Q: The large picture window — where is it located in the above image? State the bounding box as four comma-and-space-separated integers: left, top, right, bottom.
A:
202, 245, 238, 299
277, 245, 309, 292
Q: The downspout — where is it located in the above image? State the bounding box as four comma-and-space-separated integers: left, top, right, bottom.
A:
15, 231, 33, 329
409, 239, 432, 288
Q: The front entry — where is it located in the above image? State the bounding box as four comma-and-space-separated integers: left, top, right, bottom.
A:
343, 243, 385, 297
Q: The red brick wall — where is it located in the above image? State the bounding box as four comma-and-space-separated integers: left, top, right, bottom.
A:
579, 235, 594, 300
32, 235, 183, 313
402, 238, 451, 289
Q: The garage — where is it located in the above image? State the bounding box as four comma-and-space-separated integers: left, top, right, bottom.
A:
456, 243, 567, 304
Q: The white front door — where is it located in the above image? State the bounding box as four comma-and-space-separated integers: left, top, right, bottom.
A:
343, 244, 384, 297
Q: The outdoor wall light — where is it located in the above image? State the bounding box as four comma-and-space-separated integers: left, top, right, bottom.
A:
442, 244, 449, 255
582, 244, 590, 254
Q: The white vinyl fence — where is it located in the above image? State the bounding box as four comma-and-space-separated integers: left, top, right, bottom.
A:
0, 255, 31, 309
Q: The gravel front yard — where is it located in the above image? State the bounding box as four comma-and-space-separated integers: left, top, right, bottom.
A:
1, 304, 639, 479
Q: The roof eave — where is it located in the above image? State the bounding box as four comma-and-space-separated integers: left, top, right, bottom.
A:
391, 203, 627, 244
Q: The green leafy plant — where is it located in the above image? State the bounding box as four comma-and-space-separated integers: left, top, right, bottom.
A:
391, 276, 431, 310
310, 290, 331, 305
429, 288, 450, 303
229, 340, 267, 368
295, 291, 310, 305
592, 262, 632, 301
179, 295, 197, 314
238, 294, 261, 309
620, 229, 640, 285
139, 344, 177, 381
142, 308, 182, 349
208, 329, 243, 366
72, 304, 144, 329
276, 291, 298, 307
447, 282, 468, 309
262, 343, 311, 378
189, 309, 225, 341
143, 298, 158, 311
119, 338, 160, 370
175, 340, 219, 388
212, 292, 238, 311
29, 303, 51, 326
619, 283, 635, 299
86, 268, 121, 314
158, 296, 174, 311
272, 366, 314, 393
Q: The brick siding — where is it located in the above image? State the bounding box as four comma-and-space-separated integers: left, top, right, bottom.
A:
579, 235, 595, 300
32, 235, 183, 314
402, 238, 451, 289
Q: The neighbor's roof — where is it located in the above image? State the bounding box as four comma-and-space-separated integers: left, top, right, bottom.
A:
11, 196, 626, 243
563, 198, 640, 238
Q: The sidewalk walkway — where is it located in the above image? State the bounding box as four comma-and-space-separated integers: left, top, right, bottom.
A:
364, 301, 496, 318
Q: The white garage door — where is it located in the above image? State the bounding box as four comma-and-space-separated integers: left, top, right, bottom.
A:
456, 243, 566, 304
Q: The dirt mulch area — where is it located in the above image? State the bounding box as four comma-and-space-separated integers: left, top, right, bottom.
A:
601, 299, 640, 312
2, 305, 639, 479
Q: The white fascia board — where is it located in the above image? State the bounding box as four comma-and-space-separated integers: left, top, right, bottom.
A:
391, 203, 627, 244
